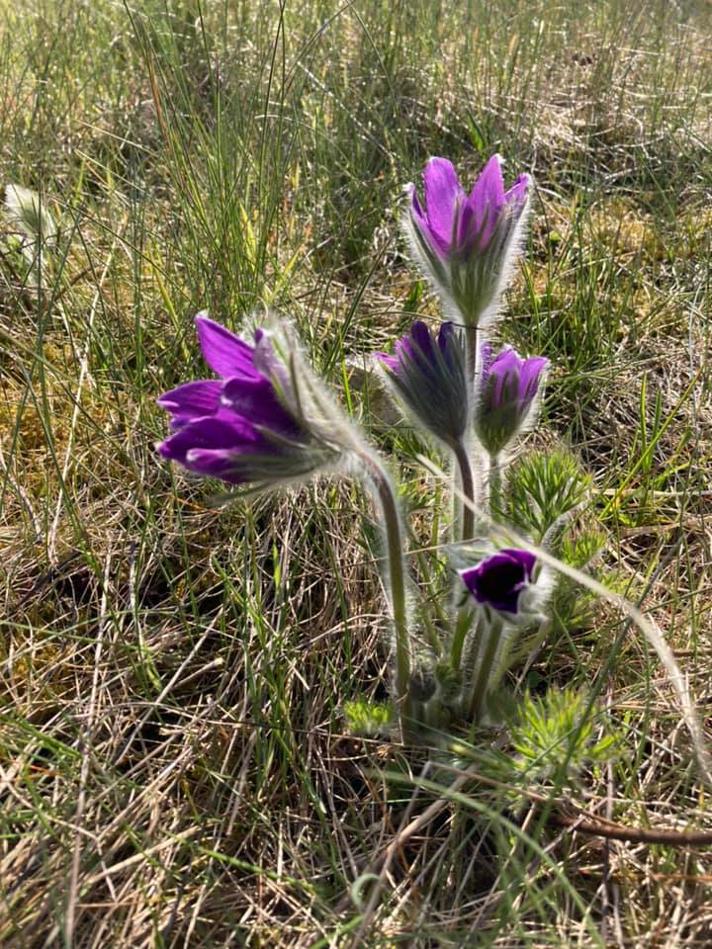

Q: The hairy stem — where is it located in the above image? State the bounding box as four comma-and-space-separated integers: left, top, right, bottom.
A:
465, 324, 480, 387
468, 615, 503, 723
359, 453, 413, 738
449, 328, 483, 676
489, 454, 502, 517
452, 439, 476, 542
450, 604, 475, 672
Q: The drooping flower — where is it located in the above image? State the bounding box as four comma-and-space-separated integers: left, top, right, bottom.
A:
459, 548, 537, 616
405, 155, 530, 326
376, 320, 469, 447
475, 344, 549, 456
157, 314, 344, 487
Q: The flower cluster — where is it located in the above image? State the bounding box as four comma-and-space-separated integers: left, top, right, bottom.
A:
370, 155, 552, 721
157, 153, 567, 741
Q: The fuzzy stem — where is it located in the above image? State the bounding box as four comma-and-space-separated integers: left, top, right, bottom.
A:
450, 444, 477, 684
450, 603, 475, 672
465, 324, 480, 387
452, 439, 476, 542
449, 446, 481, 676
487, 627, 517, 697
462, 323, 485, 539
489, 454, 502, 517
359, 453, 413, 738
468, 615, 503, 723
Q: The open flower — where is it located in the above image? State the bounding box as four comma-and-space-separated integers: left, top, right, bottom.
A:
405, 155, 530, 326
376, 320, 469, 447
157, 315, 343, 487
475, 345, 549, 456
459, 548, 537, 616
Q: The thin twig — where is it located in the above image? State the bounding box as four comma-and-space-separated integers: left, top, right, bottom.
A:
439, 762, 712, 847
547, 811, 712, 847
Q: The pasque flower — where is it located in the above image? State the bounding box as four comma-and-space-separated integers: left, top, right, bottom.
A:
405, 155, 530, 326
460, 548, 547, 722
459, 548, 537, 616
475, 345, 549, 456
157, 315, 415, 738
376, 320, 469, 447
157, 315, 342, 486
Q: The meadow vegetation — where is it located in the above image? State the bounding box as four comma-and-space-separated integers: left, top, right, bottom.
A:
1, 0, 711, 944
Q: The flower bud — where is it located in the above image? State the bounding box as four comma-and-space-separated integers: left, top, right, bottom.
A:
405, 155, 529, 327
409, 667, 438, 703
475, 345, 549, 456
376, 320, 468, 448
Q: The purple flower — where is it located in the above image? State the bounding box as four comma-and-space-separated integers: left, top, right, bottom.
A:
157, 315, 339, 486
376, 320, 469, 446
475, 345, 549, 456
459, 548, 537, 615
405, 155, 530, 325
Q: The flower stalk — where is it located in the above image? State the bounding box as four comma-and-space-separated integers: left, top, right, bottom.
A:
468, 615, 503, 722
450, 603, 475, 673
489, 454, 502, 517
358, 452, 414, 739
452, 438, 477, 542
466, 324, 480, 389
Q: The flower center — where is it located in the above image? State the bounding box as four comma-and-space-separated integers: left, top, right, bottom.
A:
478, 561, 524, 600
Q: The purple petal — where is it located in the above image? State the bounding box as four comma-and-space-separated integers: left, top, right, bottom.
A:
437, 321, 455, 353
455, 193, 478, 251
183, 447, 253, 484
505, 173, 530, 208
380, 320, 459, 381
466, 155, 506, 246
195, 314, 262, 380
410, 320, 435, 358
480, 583, 522, 614
458, 563, 482, 598
409, 184, 428, 230
479, 342, 495, 379
459, 548, 536, 614
394, 335, 415, 365
500, 548, 537, 581
409, 185, 445, 259
251, 330, 290, 390
157, 380, 222, 427
518, 356, 549, 401
376, 351, 400, 372
422, 158, 463, 253
158, 414, 263, 469
489, 348, 522, 403
221, 376, 300, 437
469, 154, 506, 210
459, 554, 523, 613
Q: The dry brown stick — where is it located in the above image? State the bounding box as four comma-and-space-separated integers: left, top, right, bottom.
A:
437, 762, 712, 848
547, 811, 712, 847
